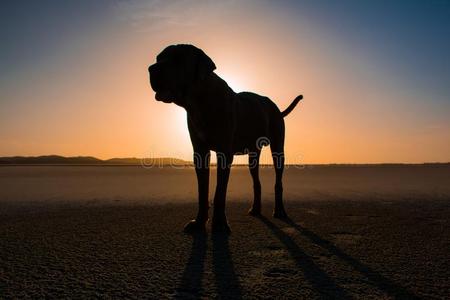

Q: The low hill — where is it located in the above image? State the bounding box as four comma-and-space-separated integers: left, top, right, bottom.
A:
0, 155, 191, 166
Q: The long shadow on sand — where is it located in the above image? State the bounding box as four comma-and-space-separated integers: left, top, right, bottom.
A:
175, 232, 242, 299
281, 217, 419, 299
175, 232, 207, 299
258, 215, 350, 299
212, 234, 243, 299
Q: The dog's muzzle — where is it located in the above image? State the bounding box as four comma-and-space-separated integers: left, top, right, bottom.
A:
148, 64, 162, 91
148, 64, 172, 103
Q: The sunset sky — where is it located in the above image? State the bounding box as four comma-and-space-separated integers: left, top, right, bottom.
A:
1, 0, 449, 163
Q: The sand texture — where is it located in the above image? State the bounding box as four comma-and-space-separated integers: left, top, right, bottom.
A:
0, 165, 449, 298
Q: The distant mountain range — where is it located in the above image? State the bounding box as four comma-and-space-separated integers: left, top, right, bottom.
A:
0, 155, 190, 166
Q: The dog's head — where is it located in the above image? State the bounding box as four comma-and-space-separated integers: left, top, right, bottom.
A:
148, 44, 216, 106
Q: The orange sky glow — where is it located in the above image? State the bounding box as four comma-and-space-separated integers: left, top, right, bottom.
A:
1, 1, 449, 164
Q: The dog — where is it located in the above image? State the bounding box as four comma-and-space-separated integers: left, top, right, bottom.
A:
148, 44, 302, 233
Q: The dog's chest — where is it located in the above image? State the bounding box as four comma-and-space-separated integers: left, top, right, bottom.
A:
188, 113, 218, 144
187, 107, 235, 149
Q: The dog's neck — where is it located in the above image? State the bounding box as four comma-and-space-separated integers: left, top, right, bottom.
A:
183, 73, 233, 112
180, 72, 236, 140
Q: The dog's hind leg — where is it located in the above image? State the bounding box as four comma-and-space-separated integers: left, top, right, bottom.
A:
271, 140, 288, 219
248, 150, 261, 216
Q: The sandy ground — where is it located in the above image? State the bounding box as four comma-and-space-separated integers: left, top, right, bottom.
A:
0, 165, 449, 298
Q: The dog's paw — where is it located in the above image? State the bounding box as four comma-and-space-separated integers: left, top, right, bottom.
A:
273, 209, 288, 219
211, 220, 231, 234
183, 219, 207, 233
248, 207, 261, 216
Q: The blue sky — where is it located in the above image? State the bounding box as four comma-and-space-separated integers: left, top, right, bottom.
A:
287, 0, 450, 100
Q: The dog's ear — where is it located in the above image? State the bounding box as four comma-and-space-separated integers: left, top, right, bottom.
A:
195, 48, 216, 80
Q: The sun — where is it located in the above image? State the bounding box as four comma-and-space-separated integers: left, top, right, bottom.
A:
216, 72, 247, 92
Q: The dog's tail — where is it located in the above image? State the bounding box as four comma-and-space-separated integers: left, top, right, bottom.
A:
281, 95, 303, 118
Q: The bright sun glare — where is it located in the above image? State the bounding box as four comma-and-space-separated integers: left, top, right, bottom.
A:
217, 72, 247, 93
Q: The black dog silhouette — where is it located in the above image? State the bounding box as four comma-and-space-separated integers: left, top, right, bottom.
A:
149, 44, 302, 233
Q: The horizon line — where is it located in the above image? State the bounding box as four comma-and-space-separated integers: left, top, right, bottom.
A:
0, 154, 449, 166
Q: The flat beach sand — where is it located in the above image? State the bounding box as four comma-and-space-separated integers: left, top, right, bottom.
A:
0, 165, 449, 298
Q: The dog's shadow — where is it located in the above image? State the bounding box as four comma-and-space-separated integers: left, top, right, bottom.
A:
175, 232, 242, 299
257, 215, 350, 298
175, 216, 417, 299
175, 232, 208, 299
259, 216, 419, 299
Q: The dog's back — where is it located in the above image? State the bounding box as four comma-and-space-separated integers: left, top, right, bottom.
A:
233, 92, 284, 153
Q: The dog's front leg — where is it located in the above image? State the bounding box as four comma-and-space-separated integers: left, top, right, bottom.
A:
211, 152, 233, 233
184, 148, 210, 233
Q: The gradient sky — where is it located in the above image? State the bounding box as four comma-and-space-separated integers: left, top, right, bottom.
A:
1, 0, 449, 163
